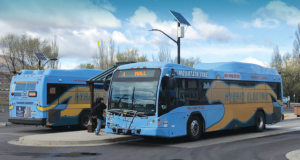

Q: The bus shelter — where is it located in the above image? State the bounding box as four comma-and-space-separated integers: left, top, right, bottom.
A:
86, 62, 135, 132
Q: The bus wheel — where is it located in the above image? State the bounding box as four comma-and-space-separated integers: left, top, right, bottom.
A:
187, 116, 202, 141
254, 111, 265, 132
79, 111, 90, 130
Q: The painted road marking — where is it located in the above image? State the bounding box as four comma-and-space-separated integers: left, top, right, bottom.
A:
290, 127, 300, 130
266, 125, 282, 128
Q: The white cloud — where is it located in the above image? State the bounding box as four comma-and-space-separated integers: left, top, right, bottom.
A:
129, 7, 157, 28
102, 0, 116, 12
60, 60, 80, 69
180, 44, 273, 57
252, 18, 280, 28
240, 57, 269, 67
128, 7, 237, 43
112, 31, 133, 44
192, 8, 237, 42
256, 1, 300, 26
0, 0, 121, 30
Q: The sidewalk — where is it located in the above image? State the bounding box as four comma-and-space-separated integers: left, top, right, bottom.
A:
284, 113, 300, 121
9, 131, 141, 147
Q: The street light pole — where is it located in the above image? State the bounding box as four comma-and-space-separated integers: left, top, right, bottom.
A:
39, 58, 58, 70
177, 22, 180, 64
149, 28, 181, 64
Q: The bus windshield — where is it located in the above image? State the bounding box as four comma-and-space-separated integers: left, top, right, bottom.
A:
108, 69, 161, 116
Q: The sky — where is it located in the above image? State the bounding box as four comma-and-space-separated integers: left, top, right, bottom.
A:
0, 0, 299, 69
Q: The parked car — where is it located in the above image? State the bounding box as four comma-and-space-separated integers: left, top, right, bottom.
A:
283, 97, 288, 104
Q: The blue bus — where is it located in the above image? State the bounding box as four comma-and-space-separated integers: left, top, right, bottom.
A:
105, 62, 284, 140
8, 69, 107, 129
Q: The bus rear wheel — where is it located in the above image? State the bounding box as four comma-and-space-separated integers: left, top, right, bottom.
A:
79, 111, 90, 130
187, 116, 202, 141
254, 111, 265, 132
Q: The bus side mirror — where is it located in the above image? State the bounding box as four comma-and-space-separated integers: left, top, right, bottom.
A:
168, 77, 176, 90
103, 80, 109, 91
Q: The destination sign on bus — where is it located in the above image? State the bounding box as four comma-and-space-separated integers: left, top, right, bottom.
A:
118, 70, 156, 78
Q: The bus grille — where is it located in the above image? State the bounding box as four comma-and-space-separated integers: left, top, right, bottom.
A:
17, 102, 25, 104
25, 102, 34, 105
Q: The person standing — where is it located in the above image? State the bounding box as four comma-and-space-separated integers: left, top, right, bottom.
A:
95, 97, 106, 135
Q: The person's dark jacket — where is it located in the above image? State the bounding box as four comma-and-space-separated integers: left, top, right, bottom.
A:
96, 103, 106, 120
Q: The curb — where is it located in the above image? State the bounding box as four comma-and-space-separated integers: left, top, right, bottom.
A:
17, 135, 141, 147
283, 118, 300, 122
0, 122, 12, 127
286, 149, 300, 160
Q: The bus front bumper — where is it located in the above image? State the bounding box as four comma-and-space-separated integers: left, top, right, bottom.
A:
105, 127, 171, 137
8, 117, 46, 125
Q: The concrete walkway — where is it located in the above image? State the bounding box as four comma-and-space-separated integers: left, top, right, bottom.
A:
9, 131, 141, 147
284, 113, 300, 121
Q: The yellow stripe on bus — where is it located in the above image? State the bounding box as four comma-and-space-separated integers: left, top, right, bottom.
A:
16, 81, 36, 83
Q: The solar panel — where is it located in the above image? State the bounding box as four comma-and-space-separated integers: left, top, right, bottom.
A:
169, 10, 191, 26
34, 53, 47, 61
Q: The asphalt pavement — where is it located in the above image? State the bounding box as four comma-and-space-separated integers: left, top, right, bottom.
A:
0, 117, 300, 159
1, 105, 300, 160
0, 105, 9, 123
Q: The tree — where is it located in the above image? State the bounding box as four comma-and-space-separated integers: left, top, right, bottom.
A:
116, 48, 148, 62
158, 46, 172, 62
293, 23, 300, 59
93, 38, 116, 70
77, 63, 95, 69
270, 45, 282, 69
0, 33, 60, 81
281, 53, 300, 99
171, 56, 201, 67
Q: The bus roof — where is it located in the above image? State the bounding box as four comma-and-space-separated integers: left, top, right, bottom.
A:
19, 69, 104, 78
118, 62, 279, 76
118, 62, 192, 70
193, 62, 279, 75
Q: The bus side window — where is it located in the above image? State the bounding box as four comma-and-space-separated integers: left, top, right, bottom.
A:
267, 82, 281, 100
199, 80, 212, 105
158, 79, 168, 117
276, 83, 282, 100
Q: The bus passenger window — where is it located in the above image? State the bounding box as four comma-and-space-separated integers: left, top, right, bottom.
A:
50, 87, 56, 94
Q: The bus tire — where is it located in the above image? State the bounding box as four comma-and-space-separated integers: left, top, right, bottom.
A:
187, 116, 202, 141
79, 111, 90, 130
254, 111, 265, 132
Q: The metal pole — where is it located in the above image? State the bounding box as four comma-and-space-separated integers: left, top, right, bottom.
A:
88, 83, 95, 133
38, 60, 41, 70
177, 22, 180, 64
